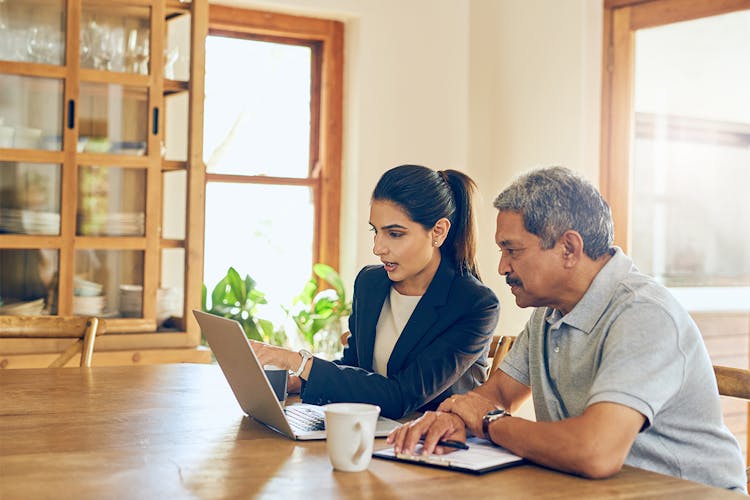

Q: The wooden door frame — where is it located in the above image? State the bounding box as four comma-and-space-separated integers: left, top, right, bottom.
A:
599, 0, 750, 251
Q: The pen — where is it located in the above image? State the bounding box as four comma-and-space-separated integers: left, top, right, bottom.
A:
418, 439, 469, 450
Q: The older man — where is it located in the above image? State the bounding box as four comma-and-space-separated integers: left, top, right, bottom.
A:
388, 167, 746, 492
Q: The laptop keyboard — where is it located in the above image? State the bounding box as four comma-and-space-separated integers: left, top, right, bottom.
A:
284, 405, 326, 432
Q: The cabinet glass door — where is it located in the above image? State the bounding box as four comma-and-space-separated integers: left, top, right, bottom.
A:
0, 162, 61, 235
77, 166, 146, 236
0, 249, 59, 315
0, 75, 64, 151
74, 249, 144, 318
80, 3, 151, 74
78, 83, 149, 155
0, 0, 65, 65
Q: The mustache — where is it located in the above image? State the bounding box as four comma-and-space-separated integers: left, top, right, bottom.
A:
506, 274, 523, 288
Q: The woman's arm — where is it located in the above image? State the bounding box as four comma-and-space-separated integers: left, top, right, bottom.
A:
301, 282, 499, 418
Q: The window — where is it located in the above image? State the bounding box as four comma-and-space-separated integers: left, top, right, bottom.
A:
203, 7, 343, 309
601, 0, 750, 456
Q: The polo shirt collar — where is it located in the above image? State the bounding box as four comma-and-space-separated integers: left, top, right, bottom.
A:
555, 247, 633, 334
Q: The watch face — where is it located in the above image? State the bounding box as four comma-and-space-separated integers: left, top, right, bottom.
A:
487, 409, 506, 417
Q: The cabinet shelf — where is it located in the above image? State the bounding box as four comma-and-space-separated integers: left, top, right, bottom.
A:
163, 79, 189, 95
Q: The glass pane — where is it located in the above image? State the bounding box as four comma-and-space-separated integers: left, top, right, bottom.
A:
0, 0, 65, 65
80, 3, 150, 74
160, 248, 184, 330
0, 162, 61, 235
632, 11, 750, 298
77, 166, 145, 236
165, 12, 190, 81
0, 75, 64, 151
78, 83, 148, 155
0, 249, 58, 315
162, 170, 186, 239
204, 36, 312, 177
203, 183, 314, 312
74, 249, 144, 318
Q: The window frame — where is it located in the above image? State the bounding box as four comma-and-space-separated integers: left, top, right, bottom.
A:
206, 5, 344, 271
600, 0, 750, 251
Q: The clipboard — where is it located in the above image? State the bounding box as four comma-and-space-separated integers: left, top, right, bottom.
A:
372, 437, 525, 474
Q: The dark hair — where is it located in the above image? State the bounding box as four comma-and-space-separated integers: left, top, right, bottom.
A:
493, 166, 614, 259
372, 164, 481, 279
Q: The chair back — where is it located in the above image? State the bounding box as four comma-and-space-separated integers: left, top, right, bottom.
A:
714, 365, 750, 400
713, 365, 750, 489
0, 316, 102, 367
488, 335, 516, 376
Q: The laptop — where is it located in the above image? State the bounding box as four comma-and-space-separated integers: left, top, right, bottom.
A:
193, 309, 401, 440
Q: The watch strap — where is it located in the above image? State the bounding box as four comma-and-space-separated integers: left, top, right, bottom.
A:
292, 349, 313, 377
482, 408, 509, 440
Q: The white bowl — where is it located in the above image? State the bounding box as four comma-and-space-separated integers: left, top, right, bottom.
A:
13, 127, 42, 149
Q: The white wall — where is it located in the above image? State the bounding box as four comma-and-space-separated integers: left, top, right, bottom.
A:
469, 0, 603, 334
209, 0, 603, 335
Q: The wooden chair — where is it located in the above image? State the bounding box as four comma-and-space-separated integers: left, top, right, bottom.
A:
713, 365, 750, 489
488, 335, 516, 376
714, 365, 750, 400
0, 316, 102, 368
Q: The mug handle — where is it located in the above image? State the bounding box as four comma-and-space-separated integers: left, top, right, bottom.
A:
351, 421, 367, 464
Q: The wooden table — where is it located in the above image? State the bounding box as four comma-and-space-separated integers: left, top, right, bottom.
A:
0, 365, 742, 499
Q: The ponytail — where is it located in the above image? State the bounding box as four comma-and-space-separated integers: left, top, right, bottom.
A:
440, 170, 480, 280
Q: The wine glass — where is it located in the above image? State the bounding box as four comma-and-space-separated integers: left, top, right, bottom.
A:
126, 28, 149, 74
163, 45, 179, 79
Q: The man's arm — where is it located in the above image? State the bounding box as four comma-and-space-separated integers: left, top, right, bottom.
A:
387, 368, 530, 453
389, 369, 645, 479
487, 402, 644, 478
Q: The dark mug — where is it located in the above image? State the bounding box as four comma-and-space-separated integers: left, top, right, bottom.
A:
264, 366, 288, 403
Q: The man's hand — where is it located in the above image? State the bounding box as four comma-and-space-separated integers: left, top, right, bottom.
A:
387, 411, 467, 456
438, 392, 499, 438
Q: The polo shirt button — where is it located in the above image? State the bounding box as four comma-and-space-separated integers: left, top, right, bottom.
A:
554, 346, 560, 353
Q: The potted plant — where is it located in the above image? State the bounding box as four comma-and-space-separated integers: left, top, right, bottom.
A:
201, 267, 286, 346
285, 263, 352, 359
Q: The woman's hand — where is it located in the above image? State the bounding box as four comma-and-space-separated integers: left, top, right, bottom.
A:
438, 392, 498, 438
387, 411, 467, 456
249, 340, 299, 371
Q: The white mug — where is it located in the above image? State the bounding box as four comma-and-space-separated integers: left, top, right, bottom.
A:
324, 403, 380, 472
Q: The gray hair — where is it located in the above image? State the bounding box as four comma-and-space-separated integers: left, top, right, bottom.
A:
493, 166, 614, 259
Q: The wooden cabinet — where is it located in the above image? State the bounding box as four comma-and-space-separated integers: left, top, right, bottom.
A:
0, 0, 209, 367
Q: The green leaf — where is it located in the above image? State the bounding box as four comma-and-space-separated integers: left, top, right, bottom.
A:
227, 267, 245, 303
211, 277, 229, 308
201, 284, 207, 311
242, 318, 263, 341
294, 279, 318, 306
314, 263, 346, 298
244, 274, 257, 293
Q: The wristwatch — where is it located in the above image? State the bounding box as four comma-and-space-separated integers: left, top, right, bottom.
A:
482, 408, 510, 440
291, 349, 313, 377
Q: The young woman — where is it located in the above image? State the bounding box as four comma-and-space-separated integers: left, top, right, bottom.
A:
251, 164, 500, 419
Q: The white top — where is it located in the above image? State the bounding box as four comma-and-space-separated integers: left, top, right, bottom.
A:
373, 287, 422, 376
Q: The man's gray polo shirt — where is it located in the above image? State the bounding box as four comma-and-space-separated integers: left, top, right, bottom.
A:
500, 247, 746, 492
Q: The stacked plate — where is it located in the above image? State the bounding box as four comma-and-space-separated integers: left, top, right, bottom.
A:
0, 298, 45, 316
77, 212, 144, 236
0, 208, 60, 235
73, 295, 106, 316
73, 277, 105, 316
119, 284, 143, 317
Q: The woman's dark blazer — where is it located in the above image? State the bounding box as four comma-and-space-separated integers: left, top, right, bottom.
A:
300, 257, 500, 419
